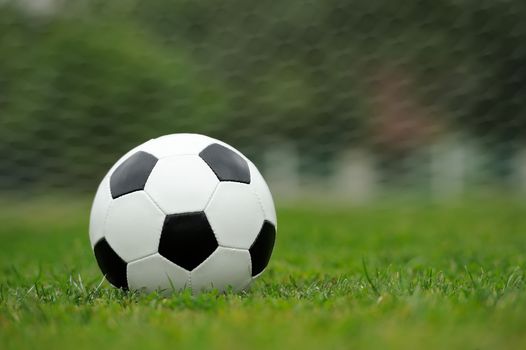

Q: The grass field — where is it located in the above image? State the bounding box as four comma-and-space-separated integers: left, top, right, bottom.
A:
1, 196, 526, 349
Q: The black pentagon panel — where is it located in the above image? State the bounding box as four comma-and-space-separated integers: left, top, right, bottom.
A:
159, 212, 218, 271
110, 151, 158, 199
249, 221, 276, 277
199, 143, 250, 184
93, 238, 128, 290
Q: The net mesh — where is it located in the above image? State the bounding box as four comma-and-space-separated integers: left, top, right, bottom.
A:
1, 0, 526, 201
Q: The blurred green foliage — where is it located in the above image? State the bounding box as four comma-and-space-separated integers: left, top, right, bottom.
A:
1, 0, 526, 189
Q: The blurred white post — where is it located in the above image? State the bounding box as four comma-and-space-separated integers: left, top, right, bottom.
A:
430, 137, 468, 200
332, 149, 377, 203
18, 0, 57, 16
263, 144, 300, 200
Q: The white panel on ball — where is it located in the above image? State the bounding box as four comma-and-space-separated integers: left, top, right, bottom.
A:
89, 175, 112, 247
190, 247, 252, 293
145, 155, 219, 214
205, 182, 264, 249
104, 191, 165, 262
247, 161, 277, 226
142, 134, 215, 159
127, 253, 190, 295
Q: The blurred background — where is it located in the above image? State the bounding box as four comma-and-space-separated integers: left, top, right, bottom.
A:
1, 0, 526, 203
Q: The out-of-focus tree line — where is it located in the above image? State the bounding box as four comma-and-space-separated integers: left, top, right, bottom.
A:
1, 0, 526, 190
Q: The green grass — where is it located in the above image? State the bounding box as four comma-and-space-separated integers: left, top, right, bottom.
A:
1, 197, 526, 349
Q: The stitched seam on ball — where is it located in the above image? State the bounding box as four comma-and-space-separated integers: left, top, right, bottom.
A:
203, 181, 220, 212
217, 244, 249, 251
219, 239, 254, 278
158, 153, 203, 160
250, 186, 277, 229
247, 162, 271, 222
142, 191, 167, 256
126, 251, 158, 265
249, 161, 277, 227
194, 246, 220, 269
143, 189, 166, 215
203, 182, 221, 245
189, 247, 246, 292
155, 138, 214, 160
104, 193, 163, 264
197, 149, 221, 205
250, 186, 268, 224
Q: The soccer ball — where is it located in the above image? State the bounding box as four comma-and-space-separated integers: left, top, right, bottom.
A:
89, 133, 277, 294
